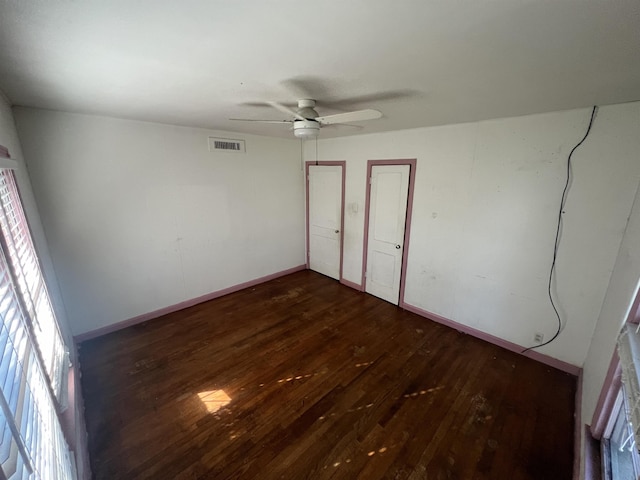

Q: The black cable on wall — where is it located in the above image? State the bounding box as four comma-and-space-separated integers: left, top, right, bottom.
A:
523, 105, 598, 353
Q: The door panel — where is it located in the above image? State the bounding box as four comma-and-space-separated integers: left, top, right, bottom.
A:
373, 172, 404, 243
366, 164, 410, 304
370, 250, 396, 288
308, 165, 343, 280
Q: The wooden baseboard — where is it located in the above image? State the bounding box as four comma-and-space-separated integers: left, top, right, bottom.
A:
401, 302, 581, 376
74, 264, 307, 343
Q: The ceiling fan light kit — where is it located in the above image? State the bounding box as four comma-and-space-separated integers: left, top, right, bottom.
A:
231, 98, 382, 139
293, 120, 320, 139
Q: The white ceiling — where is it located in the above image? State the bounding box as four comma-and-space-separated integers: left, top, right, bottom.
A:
0, 0, 639, 139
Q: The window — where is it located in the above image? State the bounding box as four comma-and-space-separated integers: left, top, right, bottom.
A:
606, 322, 640, 480
0, 151, 75, 479
590, 289, 640, 480
601, 385, 640, 479
0, 171, 68, 402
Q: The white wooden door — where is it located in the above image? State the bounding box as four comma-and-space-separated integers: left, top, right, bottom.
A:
308, 165, 343, 280
365, 164, 410, 304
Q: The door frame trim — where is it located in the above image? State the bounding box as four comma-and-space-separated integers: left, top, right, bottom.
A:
361, 159, 417, 306
305, 161, 346, 281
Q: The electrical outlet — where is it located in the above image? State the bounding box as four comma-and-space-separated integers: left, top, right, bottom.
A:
534, 332, 544, 343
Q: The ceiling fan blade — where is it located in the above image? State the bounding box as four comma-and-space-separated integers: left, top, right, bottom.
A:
315, 109, 382, 125
229, 118, 293, 124
322, 123, 364, 130
281, 76, 330, 101
281, 77, 420, 108
267, 101, 306, 121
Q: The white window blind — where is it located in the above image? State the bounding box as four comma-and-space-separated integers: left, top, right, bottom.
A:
0, 171, 67, 402
0, 231, 75, 479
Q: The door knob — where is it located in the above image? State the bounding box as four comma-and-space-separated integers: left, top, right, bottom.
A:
395, 244, 401, 249
335, 230, 340, 233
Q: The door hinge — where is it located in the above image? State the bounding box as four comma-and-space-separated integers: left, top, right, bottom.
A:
369, 176, 372, 185
364, 271, 368, 278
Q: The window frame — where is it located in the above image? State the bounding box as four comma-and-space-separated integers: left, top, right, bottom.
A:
590, 284, 640, 480
600, 384, 640, 479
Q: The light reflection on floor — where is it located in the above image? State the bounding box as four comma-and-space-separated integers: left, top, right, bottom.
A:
196, 363, 443, 447
197, 390, 231, 413
324, 445, 397, 470
317, 385, 445, 421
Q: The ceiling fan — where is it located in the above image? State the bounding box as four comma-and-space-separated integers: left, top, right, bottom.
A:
230, 99, 382, 139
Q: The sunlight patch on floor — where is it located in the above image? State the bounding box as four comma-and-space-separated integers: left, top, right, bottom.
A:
324, 445, 394, 470
197, 390, 231, 413
403, 386, 444, 398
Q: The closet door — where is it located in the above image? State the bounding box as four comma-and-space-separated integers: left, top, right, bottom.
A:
307, 164, 343, 280
365, 164, 410, 304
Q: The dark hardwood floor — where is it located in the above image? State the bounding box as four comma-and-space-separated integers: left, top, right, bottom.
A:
79, 270, 576, 479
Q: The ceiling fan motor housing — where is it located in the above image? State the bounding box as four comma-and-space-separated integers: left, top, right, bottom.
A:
296, 99, 319, 120
293, 120, 320, 139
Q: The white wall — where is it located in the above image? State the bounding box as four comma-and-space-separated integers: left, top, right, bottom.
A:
13, 108, 305, 336
307, 103, 640, 367
12, 102, 640, 367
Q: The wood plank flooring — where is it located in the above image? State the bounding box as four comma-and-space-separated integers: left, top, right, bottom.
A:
79, 270, 576, 479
